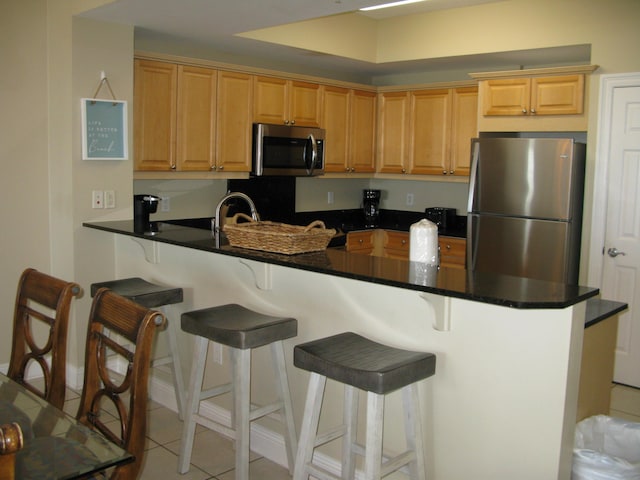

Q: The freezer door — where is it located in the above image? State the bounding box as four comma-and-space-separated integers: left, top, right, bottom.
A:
470, 138, 583, 220
467, 214, 575, 283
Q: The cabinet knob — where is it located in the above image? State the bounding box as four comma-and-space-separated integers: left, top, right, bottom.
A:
522, 108, 528, 114
442, 170, 447, 175
218, 165, 224, 171
358, 239, 364, 244
401, 239, 406, 245
530, 108, 536, 115
211, 165, 216, 170
290, 120, 295, 125
449, 170, 454, 174
345, 167, 350, 172
171, 164, 176, 170
446, 244, 451, 250
401, 168, 406, 174
284, 120, 289, 125
350, 167, 355, 172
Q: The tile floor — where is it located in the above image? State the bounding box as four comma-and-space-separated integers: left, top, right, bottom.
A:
59, 383, 640, 480
61, 387, 291, 480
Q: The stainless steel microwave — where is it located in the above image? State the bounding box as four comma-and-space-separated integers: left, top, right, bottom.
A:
252, 123, 325, 176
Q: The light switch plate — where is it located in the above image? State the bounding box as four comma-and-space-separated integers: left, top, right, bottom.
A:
104, 190, 115, 208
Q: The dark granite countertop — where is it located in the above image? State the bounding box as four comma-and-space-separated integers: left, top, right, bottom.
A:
585, 298, 627, 328
84, 219, 599, 310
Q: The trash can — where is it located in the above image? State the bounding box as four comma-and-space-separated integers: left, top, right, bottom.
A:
573, 415, 640, 479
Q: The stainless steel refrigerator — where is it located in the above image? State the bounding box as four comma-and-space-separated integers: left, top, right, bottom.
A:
467, 137, 586, 284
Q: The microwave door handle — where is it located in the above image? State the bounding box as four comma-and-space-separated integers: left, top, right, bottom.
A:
306, 133, 317, 175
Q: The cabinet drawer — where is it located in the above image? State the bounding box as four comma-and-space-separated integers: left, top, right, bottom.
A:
439, 236, 466, 268
384, 231, 409, 259
347, 231, 375, 255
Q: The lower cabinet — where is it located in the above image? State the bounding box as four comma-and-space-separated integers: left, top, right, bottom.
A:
439, 236, 466, 269
347, 230, 466, 267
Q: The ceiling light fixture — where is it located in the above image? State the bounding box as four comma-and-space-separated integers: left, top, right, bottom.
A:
360, 0, 427, 11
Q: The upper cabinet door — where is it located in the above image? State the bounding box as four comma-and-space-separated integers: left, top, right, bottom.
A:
449, 86, 478, 176
253, 76, 321, 126
481, 78, 530, 116
377, 91, 410, 174
134, 60, 177, 171
216, 71, 253, 172
409, 88, 451, 175
253, 76, 288, 125
176, 65, 217, 171
531, 75, 584, 115
322, 85, 350, 173
349, 90, 376, 173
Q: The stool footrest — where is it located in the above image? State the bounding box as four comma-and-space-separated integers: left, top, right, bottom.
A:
200, 383, 232, 402
191, 413, 235, 439
305, 462, 338, 480
249, 401, 283, 422
314, 424, 347, 448
381, 450, 416, 478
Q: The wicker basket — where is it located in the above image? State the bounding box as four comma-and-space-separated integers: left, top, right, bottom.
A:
223, 214, 336, 255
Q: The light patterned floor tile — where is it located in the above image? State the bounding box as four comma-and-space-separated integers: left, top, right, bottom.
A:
138, 445, 211, 480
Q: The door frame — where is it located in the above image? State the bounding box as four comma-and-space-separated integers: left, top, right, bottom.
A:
587, 72, 640, 287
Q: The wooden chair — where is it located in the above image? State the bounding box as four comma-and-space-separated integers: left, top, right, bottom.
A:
7, 268, 80, 409
76, 288, 166, 480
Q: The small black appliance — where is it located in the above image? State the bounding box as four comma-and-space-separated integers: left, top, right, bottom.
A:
134, 194, 161, 233
363, 189, 381, 228
425, 207, 456, 231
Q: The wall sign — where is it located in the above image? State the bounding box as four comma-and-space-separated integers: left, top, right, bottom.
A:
81, 98, 128, 160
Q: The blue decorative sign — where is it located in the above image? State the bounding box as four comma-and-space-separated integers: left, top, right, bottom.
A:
81, 98, 128, 160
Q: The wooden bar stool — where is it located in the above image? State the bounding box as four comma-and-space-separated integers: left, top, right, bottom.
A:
177, 303, 298, 480
293, 332, 436, 480
90, 277, 186, 419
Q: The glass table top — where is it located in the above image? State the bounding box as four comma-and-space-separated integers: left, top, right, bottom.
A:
0, 373, 132, 480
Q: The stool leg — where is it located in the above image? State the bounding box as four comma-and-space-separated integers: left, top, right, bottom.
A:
403, 384, 427, 480
270, 340, 297, 474
177, 336, 209, 474
364, 391, 384, 480
293, 372, 326, 480
342, 385, 358, 480
231, 347, 251, 480
165, 318, 187, 420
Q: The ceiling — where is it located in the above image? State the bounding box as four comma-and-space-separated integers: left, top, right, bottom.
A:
78, 0, 590, 82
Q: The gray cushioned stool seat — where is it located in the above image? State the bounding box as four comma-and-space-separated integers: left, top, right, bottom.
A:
294, 332, 436, 395
181, 303, 297, 349
90, 277, 183, 308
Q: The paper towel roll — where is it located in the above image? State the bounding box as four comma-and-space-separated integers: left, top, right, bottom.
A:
409, 219, 439, 265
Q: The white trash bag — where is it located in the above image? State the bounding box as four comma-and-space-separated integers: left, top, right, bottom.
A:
573, 415, 640, 480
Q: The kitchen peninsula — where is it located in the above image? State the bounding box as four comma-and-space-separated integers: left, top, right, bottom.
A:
85, 219, 598, 480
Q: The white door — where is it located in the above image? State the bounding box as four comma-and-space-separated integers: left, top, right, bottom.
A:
596, 77, 640, 387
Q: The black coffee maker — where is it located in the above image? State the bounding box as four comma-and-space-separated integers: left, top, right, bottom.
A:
363, 189, 381, 228
134, 194, 161, 233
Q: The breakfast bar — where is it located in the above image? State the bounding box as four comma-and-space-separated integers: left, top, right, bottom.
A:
85, 219, 600, 480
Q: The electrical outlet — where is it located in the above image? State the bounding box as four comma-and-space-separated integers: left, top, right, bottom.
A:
161, 196, 170, 212
406, 193, 414, 206
92, 190, 104, 209
104, 190, 115, 208
327, 191, 334, 205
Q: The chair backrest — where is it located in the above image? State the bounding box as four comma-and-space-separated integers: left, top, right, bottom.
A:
76, 288, 166, 480
7, 268, 80, 409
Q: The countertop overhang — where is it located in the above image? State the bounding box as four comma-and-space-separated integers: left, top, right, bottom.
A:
84, 220, 599, 310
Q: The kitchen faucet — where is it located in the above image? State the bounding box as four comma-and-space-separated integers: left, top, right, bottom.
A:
213, 192, 260, 237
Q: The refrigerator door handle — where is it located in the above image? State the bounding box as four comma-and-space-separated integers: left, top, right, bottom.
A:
467, 139, 480, 212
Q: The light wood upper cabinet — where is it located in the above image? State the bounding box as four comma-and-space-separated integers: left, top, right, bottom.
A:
449, 87, 479, 177
378, 86, 477, 176
134, 59, 177, 171
481, 74, 584, 116
216, 71, 253, 173
322, 86, 376, 173
409, 89, 451, 175
377, 91, 410, 174
253, 76, 321, 127
176, 65, 217, 171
